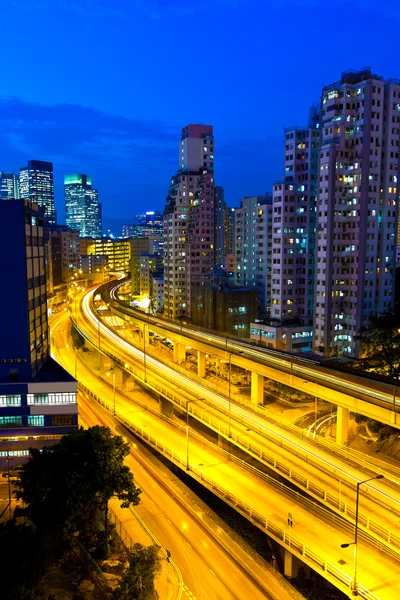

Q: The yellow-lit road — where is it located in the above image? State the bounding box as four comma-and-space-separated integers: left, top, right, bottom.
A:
51, 312, 279, 600
107, 280, 400, 420
52, 310, 400, 600
77, 290, 400, 560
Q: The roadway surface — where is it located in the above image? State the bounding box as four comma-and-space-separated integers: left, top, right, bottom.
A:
52, 309, 400, 600
106, 280, 400, 420
51, 311, 284, 600
77, 290, 400, 558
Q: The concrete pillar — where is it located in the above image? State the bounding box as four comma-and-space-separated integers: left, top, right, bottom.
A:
251, 372, 264, 405
284, 549, 300, 578
197, 350, 206, 378
159, 396, 174, 418
336, 406, 350, 445
173, 342, 186, 364
284, 549, 293, 578
122, 369, 135, 391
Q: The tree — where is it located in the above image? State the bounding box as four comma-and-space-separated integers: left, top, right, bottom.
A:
113, 544, 161, 600
356, 309, 400, 378
15, 426, 141, 554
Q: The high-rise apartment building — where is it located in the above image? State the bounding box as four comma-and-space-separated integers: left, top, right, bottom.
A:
19, 160, 55, 226
45, 226, 80, 286
314, 68, 400, 357
0, 171, 19, 199
164, 124, 215, 319
0, 200, 77, 465
271, 106, 320, 326
64, 174, 102, 237
234, 195, 273, 315
214, 186, 226, 267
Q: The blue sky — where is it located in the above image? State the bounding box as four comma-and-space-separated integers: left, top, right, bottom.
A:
1, 0, 399, 229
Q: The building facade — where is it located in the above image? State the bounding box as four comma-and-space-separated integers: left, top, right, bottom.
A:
19, 160, 55, 226
234, 195, 273, 316
164, 124, 215, 319
45, 226, 80, 287
0, 172, 19, 199
0, 200, 77, 466
64, 174, 102, 237
80, 237, 131, 272
313, 68, 400, 357
270, 106, 320, 336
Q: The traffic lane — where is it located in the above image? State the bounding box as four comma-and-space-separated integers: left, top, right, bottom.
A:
55, 313, 400, 599
79, 396, 268, 600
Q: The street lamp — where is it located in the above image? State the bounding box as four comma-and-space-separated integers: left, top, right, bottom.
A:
106, 366, 116, 415
186, 398, 204, 471
228, 351, 243, 438
143, 321, 159, 383
341, 474, 384, 596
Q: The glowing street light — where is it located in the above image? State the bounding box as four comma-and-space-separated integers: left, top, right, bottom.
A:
106, 366, 116, 415
341, 474, 384, 596
186, 398, 204, 471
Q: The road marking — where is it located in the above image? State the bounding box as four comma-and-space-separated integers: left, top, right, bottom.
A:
166, 518, 171, 524
182, 584, 196, 599
186, 542, 192, 548
210, 569, 216, 577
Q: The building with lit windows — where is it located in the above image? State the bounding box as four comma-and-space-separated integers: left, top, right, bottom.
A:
164, 124, 215, 319
19, 160, 55, 226
64, 174, 102, 237
44, 226, 80, 286
0, 171, 19, 199
261, 106, 320, 352
214, 186, 226, 267
0, 200, 78, 467
80, 237, 131, 272
233, 195, 273, 316
314, 68, 400, 357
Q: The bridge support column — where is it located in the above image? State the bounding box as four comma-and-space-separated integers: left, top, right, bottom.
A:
159, 396, 174, 418
174, 342, 186, 364
284, 549, 300, 578
197, 350, 206, 378
122, 369, 135, 391
251, 372, 264, 405
336, 406, 350, 445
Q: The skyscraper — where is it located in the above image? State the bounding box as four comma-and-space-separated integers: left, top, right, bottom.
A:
64, 174, 102, 237
271, 106, 320, 326
164, 124, 215, 319
0, 171, 19, 199
313, 68, 400, 357
234, 195, 273, 315
19, 160, 55, 226
0, 200, 77, 465
214, 186, 226, 267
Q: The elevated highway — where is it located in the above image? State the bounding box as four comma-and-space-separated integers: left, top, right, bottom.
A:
52, 307, 400, 600
71, 288, 400, 563
102, 279, 400, 439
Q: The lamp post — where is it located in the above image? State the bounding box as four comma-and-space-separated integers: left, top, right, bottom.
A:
97, 310, 102, 370
228, 351, 243, 438
341, 474, 384, 595
186, 398, 204, 471
314, 382, 318, 439
107, 366, 116, 415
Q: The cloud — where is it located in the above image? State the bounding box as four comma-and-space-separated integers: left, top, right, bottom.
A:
0, 97, 177, 171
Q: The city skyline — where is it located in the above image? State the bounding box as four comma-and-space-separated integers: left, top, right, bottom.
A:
0, 1, 399, 222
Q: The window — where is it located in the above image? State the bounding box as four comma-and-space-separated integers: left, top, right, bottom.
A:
27, 392, 76, 405
27, 415, 44, 427
0, 395, 22, 406
0, 416, 22, 427
52, 415, 73, 426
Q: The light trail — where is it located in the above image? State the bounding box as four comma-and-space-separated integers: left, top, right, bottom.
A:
81, 289, 400, 513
